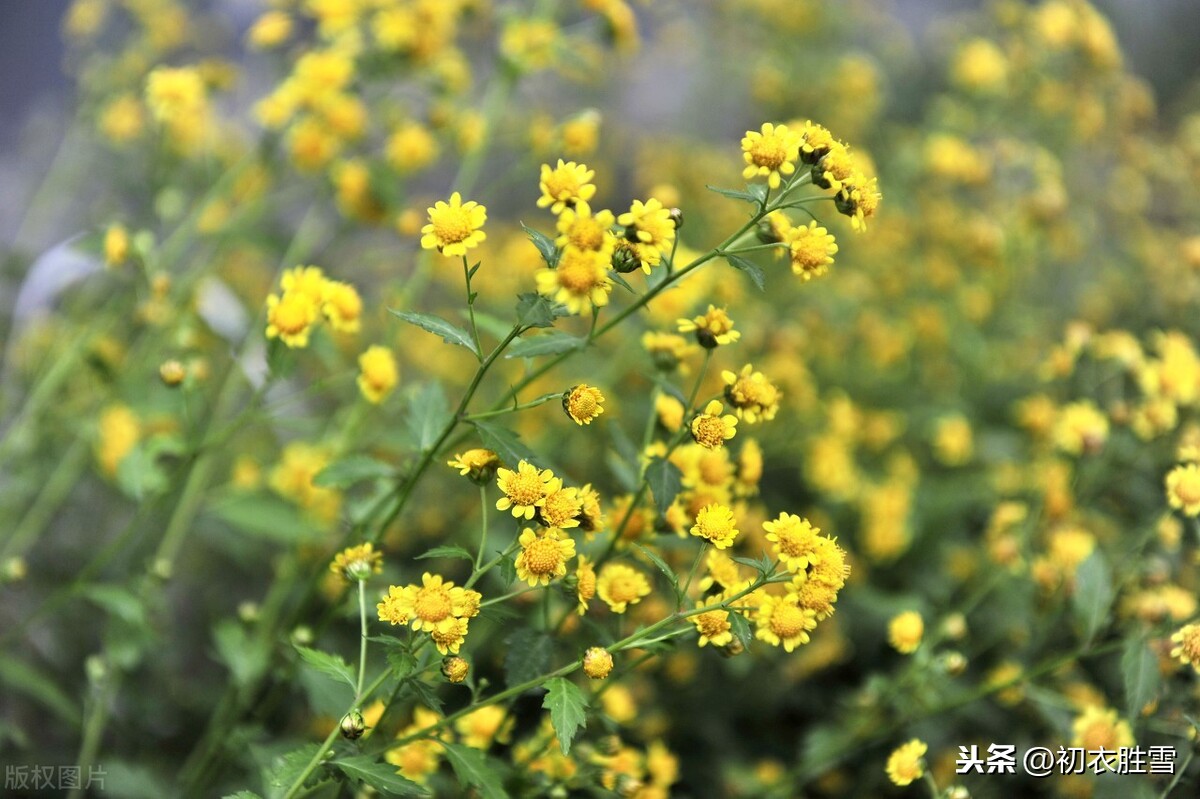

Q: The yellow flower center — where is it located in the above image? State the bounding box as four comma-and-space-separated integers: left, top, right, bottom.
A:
577, 568, 596, 601
694, 610, 729, 638
505, 470, 545, 506
607, 574, 640, 603
1172, 471, 1200, 504
1077, 721, 1119, 752
523, 537, 562, 575
569, 391, 598, 419
750, 136, 788, 170
1178, 627, 1200, 661
557, 257, 599, 294
273, 295, 312, 334
568, 218, 606, 250
414, 587, 453, 622
693, 415, 727, 448
430, 205, 475, 245
544, 171, 583, 200
542, 492, 579, 526
770, 602, 808, 638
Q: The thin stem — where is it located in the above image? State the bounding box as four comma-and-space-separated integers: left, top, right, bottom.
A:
69, 660, 117, 799
464, 392, 560, 421
922, 770, 941, 799
680, 542, 709, 606
463, 256, 483, 360
1159, 749, 1195, 799
475, 485, 489, 573
356, 580, 368, 700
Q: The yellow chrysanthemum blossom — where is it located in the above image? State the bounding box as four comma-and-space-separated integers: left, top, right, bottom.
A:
741, 122, 800, 189
496, 460, 558, 519
575, 555, 597, 614
540, 486, 583, 529
564, 384, 605, 425
617, 198, 676, 273
331, 543, 383, 581
885, 739, 927, 786
515, 527, 576, 586
690, 603, 734, 648
538, 159, 596, 214
691, 400, 738, 449
357, 345, 399, 404
596, 563, 651, 614
1166, 463, 1200, 516
754, 592, 818, 652
96, 404, 141, 477
690, 503, 740, 550
722, 364, 781, 423
1170, 623, 1200, 672
266, 291, 319, 348
321, 279, 363, 334
678, 305, 740, 349
455, 705, 514, 750
385, 572, 481, 634
762, 513, 822, 573
887, 611, 924, 654
447, 449, 501, 483
555, 202, 615, 254
535, 245, 612, 314
1071, 706, 1135, 756
420, 192, 487, 256
785, 221, 837, 281
582, 646, 613, 679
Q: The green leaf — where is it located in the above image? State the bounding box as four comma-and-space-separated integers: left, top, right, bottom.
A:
207, 493, 322, 543
725, 254, 765, 291
116, 442, 170, 499
266, 744, 322, 792
1071, 551, 1114, 642
388, 309, 479, 356
294, 645, 356, 691
82, 584, 146, 626
0, 654, 81, 725
505, 629, 554, 687
505, 330, 584, 359
387, 648, 418, 680
498, 552, 517, 587
1121, 638, 1160, 718
442, 743, 509, 799
747, 183, 769, 203
334, 755, 428, 796
705, 185, 758, 203
415, 544, 475, 562
644, 458, 683, 514
635, 543, 680, 601
515, 293, 567, 329
542, 677, 588, 755
521, 224, 559, 267
406, 381, 452, 452
213, 620, 268, 686
731, 552, 775, 577
222, 793, 263, 799
728, 611, 753, 650
608, 271, 637, 294
313, 455, 394, 488
472, 419, 539, 466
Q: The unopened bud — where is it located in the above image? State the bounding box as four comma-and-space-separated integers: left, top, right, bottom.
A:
442, 656, 469, 684
159, 359, 186, 387
340, 710, 366, 740
583, 646, 613, 679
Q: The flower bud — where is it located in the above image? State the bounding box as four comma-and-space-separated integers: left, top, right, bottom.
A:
340, 710, 366, 740
159, 359, 186, 387
582, 646, 613, 679
668, 208, 684, 229
442, 656, 469, 684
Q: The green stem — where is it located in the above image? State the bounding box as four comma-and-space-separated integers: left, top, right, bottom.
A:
356, 580, 368, 700
464, 392, 561, 421
69, 660, 117, 799
1, 436, 89, 559
463, 256, 483, 360
475, 485, 489, 573
680, 542, 708, 606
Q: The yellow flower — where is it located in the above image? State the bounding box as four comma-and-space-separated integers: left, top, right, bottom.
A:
266, 291, 319, 348
496, 460, 558, 519
835, 172, 882, 233
321, 279, 363, 334
1166, 463, 1200, 516
564, 385, 605, 425
538, 159, 596, 214
331, 543, 383, 582
442, 656, 469, 683
281, 265, 327, 303
540, 486, 583, 528
98, 95, 146, 144
690, 503, 740, 550
785, 221, 837, 281
269, 442, 341, 523
582, 646, 613, 679
953, 38, 1008, 93
420, 192, 487, 256
247, 10, 293, 49
104, 224, 129, 268
145, 66, 207, 122
455, 705, 514, 750
655, 394, 685, 432
691, 400, 738, 449
575, 555, 597, 614
1053, 401, 1109, 455
430, 617, 470, 655
535, 245, 612, 315
741, 122, 800, 189
96, 404, 141, 477
722, 365, 781, 423
596, 563, 651, 613
387, 572, 481, 634
887, 611, 924, 654
1071, 706, 1135, 754
617, 198, 676, 273
643, 331, 695, 372
377, 585, 410, 626
556, 202, 615, 254
447, 449, 501, 483
885, 739, 927, 786
1170, 623, 1200, 672
933, 415, 973, 466
386, 122, 439, 173
386, 707, 443, 784
754, 592, 818, 652
515, 527, 576, 586
797, 120, 838, 164
678, 305, 740, 349
357, 345, 399, 404
690, 604, 733, 648
763, 513, 822, 573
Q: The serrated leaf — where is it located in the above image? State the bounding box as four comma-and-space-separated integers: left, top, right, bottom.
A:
415, 545, 475, 562
498, 552, 517, 588
387, 648, 417, 680
313, 455, 394, 488
1121, 639, 1159, 718
406, 381, 452, 452
608, 271, 637, 294
334, 755, 428, 796
725, 254, 765, 290
644, 458, 683, 514
472, 419, 539, 466
388, 309, 479, 356
267, 744, 322, 794
442, 743, 508, 799
516, 293, 567, 329
505, 629, 553, 687
728, 611, 753, 650
706, 185, 758, 203
294, 645, 356, 691
543, 677, 588, 755
505, 330, 584, 359
401, 676, 443, 713
1071, 552, 1114, 642
521, 223, 559, 267
635, 543, 680, 600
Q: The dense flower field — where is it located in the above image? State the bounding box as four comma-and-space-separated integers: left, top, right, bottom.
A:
2, 1, 1200, 797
